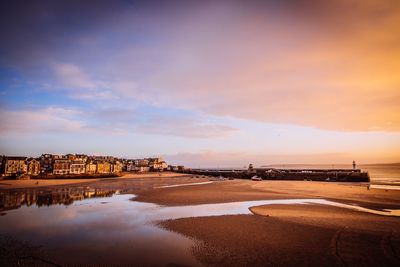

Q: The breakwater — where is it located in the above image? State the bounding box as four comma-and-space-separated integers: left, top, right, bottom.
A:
185, 168, 370, 182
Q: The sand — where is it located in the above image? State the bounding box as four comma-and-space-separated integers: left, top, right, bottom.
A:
0, 172, 189, 189
252, 180, 400, 207
2, 175, 400, 266
146, 179, 400, 267
136, 179, 400, 208
160, 206, 400, 267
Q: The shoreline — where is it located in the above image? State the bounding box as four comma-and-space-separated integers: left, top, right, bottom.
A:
2, 171, 400, 191
0, 172, 189, 190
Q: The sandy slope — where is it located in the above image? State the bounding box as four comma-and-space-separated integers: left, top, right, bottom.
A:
0, 172, 188, 189
147, 179, 400, 267
161, 205, 400, 267
137, 179, 400, 208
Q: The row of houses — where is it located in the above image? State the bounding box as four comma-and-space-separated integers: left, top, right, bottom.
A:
0, 157, 41, 176
125, 158, 168, 172
0, 154, 170, 178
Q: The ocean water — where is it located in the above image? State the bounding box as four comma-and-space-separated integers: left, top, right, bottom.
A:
360, 164, 400, 185
265, 163, 400, 185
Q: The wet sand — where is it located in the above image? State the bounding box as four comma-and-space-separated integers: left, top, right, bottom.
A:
160, 206, 400, 267
0, 172, 189, 189
136, 179, 400, 208
144, 179, 400, 267
2, 175, 400, 266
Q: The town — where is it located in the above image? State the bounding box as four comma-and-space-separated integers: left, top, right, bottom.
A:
0, 154, 185, 179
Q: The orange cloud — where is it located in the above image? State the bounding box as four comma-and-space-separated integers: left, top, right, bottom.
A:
132, 0, 400, 132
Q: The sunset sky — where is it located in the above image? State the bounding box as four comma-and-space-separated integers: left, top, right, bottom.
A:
0, 0, 399, 167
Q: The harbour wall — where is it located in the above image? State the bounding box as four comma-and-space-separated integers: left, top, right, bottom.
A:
184, 168, 370, 182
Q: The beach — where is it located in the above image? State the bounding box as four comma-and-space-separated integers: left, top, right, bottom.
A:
1, 173, 399, 266
135, 176, 400, 266
136, 179, 400, 208
148, 178, 400, 266
0, 172, 190, 189
161, 205, 400, 267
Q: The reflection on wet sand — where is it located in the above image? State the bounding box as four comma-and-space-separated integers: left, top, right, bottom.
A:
0, 187, 116, 211
0, 193, 202, 266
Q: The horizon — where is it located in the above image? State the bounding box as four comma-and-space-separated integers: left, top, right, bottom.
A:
1, 152, 399, 169
1, 0, 400, 165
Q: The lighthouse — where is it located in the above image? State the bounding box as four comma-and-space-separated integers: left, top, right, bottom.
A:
352, 160, 356, 170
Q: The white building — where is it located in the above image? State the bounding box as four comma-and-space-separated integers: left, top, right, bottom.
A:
70, 160, 86, 174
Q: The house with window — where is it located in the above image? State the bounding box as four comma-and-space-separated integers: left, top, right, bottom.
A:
40, 154, 54, 173
96, 161, 112, 174
148, 157, 167, 171
112, 161, 123, 173
70, 159, 86, 174
126, 160, 135, 172
4, 157, 28, 176
53, 159, 71, 175
86, 160, 97, 174
27, 158, 40, 176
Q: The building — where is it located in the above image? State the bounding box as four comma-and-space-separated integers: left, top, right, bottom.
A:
75, 154, 88, 161
93, 156, 114, 161
40, 154, 54, 173
134, 159, 149, 167
160, 161, 168, 170
248, 164, 254, 171
112, 161, 123, 173
86, 160, 97, 174
53, 159, 71, 175
96, 161, 112, 174
126, 160, 135, 172
0, 155, 4, 175
1, 154, 170, 176
4, 157, 27, 176
27, 158, 40, 176
148, 157, 167, 171
135, 166, 150, 173
177, 166, 185, 172
135, 158, 151, 172
70, 159, 86, 174
168, 165, 179, 171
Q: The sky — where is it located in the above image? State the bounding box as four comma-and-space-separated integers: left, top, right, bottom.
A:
0, 0, 399, 167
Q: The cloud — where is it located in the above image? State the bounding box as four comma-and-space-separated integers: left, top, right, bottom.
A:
51, 63, 97, 90
88, 107, 238, 138
2, 0, 400, 132
49, 63, 120, 100
137, 0, 400, 132
0, 107, 85, 134
0, 103, 237, 138
135, 118, 238, 138
0, 105, 237, 139
43, 0, 399, 132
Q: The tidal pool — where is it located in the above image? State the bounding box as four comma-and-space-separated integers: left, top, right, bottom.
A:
1, 188, 399, 266
0, 193, 202, 266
